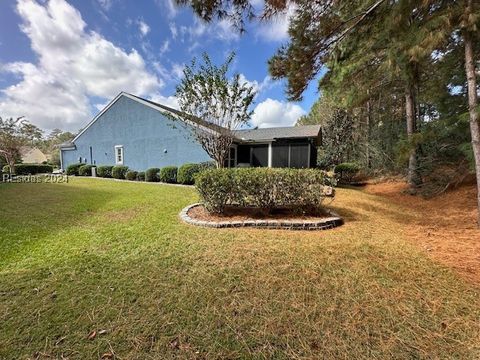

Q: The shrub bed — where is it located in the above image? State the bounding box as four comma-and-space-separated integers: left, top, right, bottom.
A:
125, 170, 138, 181
137, 171, 146, 181
159, 166, 178, 183
112, 165, 129, 179
97, 165, 114, 178
14, 164, 54, 175
145, 168, 160, 182
66, 163, 83, 176
78, 164, 95, 176
335, 162, 361, 183
195, 168, 335, 214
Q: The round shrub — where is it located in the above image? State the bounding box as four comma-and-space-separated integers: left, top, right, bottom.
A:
195, 168, 335, 214
78, 164, 94, 176
2, 165, 10, 174
334, 162, 361, 183
137, 171, 146, 181
66, 163, 83, 176
159, 166, 178, 183
97, 165, 114, 178
145, 167, 160, 182
177, 163, 202, 185
112, 165, 129, 179
125, 170, 138, 181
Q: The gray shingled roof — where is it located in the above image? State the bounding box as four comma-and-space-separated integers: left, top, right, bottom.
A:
234, 125, 321, 141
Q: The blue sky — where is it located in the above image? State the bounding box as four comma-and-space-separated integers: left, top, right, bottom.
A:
0, 0, 320, 132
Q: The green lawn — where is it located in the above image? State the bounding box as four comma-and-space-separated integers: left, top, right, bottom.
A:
0, 178, 479, 359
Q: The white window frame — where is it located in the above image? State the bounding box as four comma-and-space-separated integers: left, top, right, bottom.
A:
114, 145, 124, 165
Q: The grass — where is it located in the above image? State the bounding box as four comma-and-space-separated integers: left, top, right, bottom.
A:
0, 178, 479, 359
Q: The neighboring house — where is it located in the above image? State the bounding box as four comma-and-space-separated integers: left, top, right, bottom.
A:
60, 92, 321, 171
21, 147, 48, 164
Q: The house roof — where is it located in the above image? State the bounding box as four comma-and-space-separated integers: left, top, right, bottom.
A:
233, 125, 321, 142
63, 92, 321, 148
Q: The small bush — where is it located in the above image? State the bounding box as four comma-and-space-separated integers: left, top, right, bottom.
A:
2, 165, 10, 174
159, 166, 178, 183
15, 164, 54, 175
177, 163, 202, 185
125, 170, 138, 181
66, 163, 83, 176
137, 171, 146, 181
78, 164, 95, 176
335, 162, 361, 183
195, 168, 335, 214
145, 168, 160, 182
97, 165, 114, 178
112, 165, 129, 179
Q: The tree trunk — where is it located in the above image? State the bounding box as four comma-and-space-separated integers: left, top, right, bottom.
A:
464, 26, 480, 227
405, 83, 421, 191
366, 98, 371, 169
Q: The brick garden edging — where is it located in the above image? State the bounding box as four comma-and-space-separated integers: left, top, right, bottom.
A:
179, 203, 344, 231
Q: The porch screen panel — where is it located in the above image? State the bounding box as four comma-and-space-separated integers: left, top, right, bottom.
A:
237, 145, 250, 164
251, 145, 268, 167
272, 144, 289, 168
289, 144, 309, 168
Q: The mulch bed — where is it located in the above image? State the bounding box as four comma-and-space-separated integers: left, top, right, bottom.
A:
188, 205, 332, 222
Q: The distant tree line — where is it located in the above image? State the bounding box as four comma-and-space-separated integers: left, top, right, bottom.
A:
0, 117, 74, 171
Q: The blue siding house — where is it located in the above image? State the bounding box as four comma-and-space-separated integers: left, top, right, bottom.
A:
60, 92, 211, 171
61, 92, 321, 171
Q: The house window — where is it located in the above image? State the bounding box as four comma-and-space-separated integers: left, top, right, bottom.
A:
114, 145, 124, 165
225, 146, 236, 168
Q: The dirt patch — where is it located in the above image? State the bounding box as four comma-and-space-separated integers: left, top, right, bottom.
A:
188, 205, 331, 222
366, 181, 480, 284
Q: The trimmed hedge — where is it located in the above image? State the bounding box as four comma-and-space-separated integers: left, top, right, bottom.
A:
112, 165, 129, 179
14, 163, 53, 175
145, 168, 160, 182
125, 170, 138, 181
66, 163, 83, 176
335, 162, 361, 183
177, 163, 201, 185
97, 165, 114, 178
195, 168, 335, 214
137, 171, 146, 181
159, 166, 178, 183
78, 164, 95, 176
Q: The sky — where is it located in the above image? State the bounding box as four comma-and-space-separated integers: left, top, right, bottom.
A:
0, 0, 321, 133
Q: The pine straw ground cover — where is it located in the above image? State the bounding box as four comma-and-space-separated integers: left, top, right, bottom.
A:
0, 178, 479, 359
365, 181, 480, 285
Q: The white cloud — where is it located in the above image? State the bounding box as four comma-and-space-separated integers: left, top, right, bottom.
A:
156, 0, 177, 19
150, 93, 179, 110
251, 98, 306, 128
256, 4, 296, 42
180, 17, 239, 45
171, 63, 184, 79
0, 0, 162, 131
238, 74, 271, 96
138, 19, 150, 37
97, 0, 113, 11
159, 39, 170, 55
169, 22, 178, 39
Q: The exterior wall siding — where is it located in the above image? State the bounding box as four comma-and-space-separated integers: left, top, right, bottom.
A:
61, 95, 211, 171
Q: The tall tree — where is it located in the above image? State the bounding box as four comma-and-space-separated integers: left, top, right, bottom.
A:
460, 0, 480, 226
0, 117, 40, 174
175, 53, 256, 168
